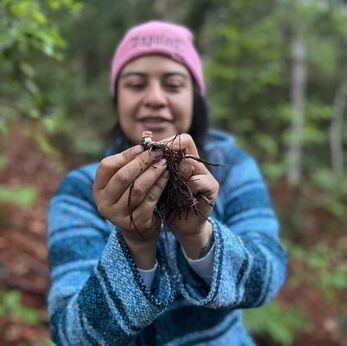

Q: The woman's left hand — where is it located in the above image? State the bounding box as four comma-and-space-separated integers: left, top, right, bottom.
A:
161, 134, 219, 259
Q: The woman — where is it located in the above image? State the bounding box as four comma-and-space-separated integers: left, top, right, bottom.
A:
47, 21, 287, 345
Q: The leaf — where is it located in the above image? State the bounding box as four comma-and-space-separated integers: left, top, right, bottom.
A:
31, 9, 47, 24
34, 134, 59, 156
0, 290, 41, 324
322, 270, 347, 290
0, 184, 37, 208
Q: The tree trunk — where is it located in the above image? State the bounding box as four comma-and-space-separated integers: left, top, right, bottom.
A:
329, 82, 347, 179
287, 30, 307, 185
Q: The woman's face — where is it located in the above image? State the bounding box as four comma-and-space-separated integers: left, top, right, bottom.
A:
117, 55, 194, 143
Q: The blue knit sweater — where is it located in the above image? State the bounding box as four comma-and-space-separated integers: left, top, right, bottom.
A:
47, 129, 287, 346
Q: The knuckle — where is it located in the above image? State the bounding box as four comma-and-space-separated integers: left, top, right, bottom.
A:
121, 150, 130, 162
99, 157, 113, 171
131, 184, 143, 198
146, 192, 157, 203
114, 171, 128, 185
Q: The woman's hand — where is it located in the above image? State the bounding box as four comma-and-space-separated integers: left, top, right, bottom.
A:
161, 134, 219, 259
93, 145, 169, 268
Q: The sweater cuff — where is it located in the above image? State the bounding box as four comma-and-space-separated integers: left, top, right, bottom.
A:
137, 261, 158, 289
181, 244, 215, 285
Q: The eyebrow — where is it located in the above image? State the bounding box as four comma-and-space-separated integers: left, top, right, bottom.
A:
120, 71, 189, 79
120, 72, 146, 79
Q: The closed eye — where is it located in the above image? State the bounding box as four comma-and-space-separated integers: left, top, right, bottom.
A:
166, 83, 182, 91
126, 83, 145, 90
164, 74, 187, 92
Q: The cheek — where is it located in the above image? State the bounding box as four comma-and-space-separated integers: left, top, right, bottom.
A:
117, 93, 136, 123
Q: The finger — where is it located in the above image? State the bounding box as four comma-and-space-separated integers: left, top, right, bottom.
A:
141, 169, 170, 208
125, 168, 169, 211
104, 149, 163, 203
94, 145, 144, 190
127, 211, 162, 240
127, 158, 168, 209
159, 133, 199, 157
105, 160, 167, 221
178, 156, 210, 180
187, 174, 219, 202
127, 170, 170, 230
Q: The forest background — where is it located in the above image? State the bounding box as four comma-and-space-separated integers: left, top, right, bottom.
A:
0, 0, 346, 345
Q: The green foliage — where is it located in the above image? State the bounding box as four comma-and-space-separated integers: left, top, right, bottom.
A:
46, 0, 82, 11
311, 169, 347, 218
0, 0, 83, 129
287, 240, 347, 295
34, 133, 59, 156
1, 0, 65, 59
0, 184, 37, 208
0, 290, 40, 324
244, 301, 308, 346
262, 162, 288, 181
205, 0, 347, 190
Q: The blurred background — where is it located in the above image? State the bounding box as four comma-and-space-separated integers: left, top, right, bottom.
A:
0, 0, 346, 345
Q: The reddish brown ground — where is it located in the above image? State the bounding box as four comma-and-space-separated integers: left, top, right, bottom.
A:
0, 123, 345, 345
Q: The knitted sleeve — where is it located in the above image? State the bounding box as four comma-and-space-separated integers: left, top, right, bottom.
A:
170, 147, 287, 309
47, 166, 174, 346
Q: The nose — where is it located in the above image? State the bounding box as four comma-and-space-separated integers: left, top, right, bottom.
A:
143, 81, 167, 109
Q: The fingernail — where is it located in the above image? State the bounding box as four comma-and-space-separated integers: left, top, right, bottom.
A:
158, 158, 167, 166
133, 145, 144, 154
152, 150, 163, 157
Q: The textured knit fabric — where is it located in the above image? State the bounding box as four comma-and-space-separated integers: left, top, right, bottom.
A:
47, 129, 287, 346
110, 21, 205, 96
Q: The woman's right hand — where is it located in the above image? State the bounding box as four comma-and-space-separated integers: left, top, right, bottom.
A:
92, 145, 169, 267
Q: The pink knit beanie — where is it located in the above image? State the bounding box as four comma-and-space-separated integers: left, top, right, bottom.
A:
110, 21, 205, 96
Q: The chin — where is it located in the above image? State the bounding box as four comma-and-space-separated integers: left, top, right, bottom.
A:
152, 131, 177, 142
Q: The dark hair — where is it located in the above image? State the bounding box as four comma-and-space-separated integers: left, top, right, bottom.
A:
109, 82, 210, 157
189, 84, 210, 156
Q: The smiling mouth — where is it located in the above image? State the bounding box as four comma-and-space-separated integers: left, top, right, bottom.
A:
139, 117, 174, 130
